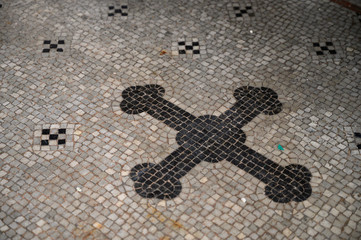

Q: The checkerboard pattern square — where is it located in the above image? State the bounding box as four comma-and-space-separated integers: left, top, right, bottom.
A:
33, 123, 77, 151
42, 40, 65, 53
309, 38, 344, 60
227, 1, 258, 22
108, 5, 128, 17
41, 128, 66, 146
355, 132, 361, 149
233, 4, 255, 18
344, 127, 361, 155
171, 37, 207, 58
313, 42, 337, 56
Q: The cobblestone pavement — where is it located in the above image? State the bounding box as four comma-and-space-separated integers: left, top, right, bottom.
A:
1, 0, 361, 239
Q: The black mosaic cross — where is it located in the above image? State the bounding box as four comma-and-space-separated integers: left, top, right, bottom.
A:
42, 40, 65, 53
233, 5, 255, 18
41, 128, 66, 146
178, 41, 200, 55
355, 132, 361, 149
120, 85, 312, 203
108, 5, 128, 16
313, 42, 337, 55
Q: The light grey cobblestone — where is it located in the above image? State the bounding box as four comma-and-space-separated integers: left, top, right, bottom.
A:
0, 0, 361, 239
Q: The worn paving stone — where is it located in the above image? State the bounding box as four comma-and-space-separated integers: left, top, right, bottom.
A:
0, 0, 361, 239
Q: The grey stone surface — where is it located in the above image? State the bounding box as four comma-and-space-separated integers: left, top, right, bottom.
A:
0, 0, 361, 239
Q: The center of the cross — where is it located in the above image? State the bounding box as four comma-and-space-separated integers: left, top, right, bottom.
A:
176, 115, 246, 163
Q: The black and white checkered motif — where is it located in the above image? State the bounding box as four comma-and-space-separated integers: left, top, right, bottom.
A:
171, 37, 207, 58
355, 132, 361, 150
233, 5, 255, 18
108, 5, 128, 17
227, 2, 258, 22
178, 40, 200, 55
313, 42, 337, 56
42, 40, 65, 53
33, 123, 77, 151
41, 128, 67, 146
344, 127, 361, 154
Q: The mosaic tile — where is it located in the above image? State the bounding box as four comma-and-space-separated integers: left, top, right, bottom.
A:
228, 2, 255, 19
308, 38, 345, 61
171, 37, 207, 58
344, 126, 361, 154
120, 84, 312, 203
108, 5, 128, 17
42, 40, 65, 53
36, 35, 72, 58
312, 41, 337, 55
33, 123, 78, 151
354, 132, 361, 149
107, 1, 129, 19
227, 0, 262, 24
1, 0, 361, 239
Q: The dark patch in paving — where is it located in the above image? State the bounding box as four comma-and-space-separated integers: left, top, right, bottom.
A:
121, 85, 312, 203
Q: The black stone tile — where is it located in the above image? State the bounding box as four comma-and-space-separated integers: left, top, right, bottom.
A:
41, 140, 49, 146
42, 129, 50, 135
58, 128, 66, 134
49, 134, 58, 140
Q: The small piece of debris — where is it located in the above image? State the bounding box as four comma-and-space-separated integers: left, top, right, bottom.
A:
200, 177, 208, 183
93, 222, 103, 229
